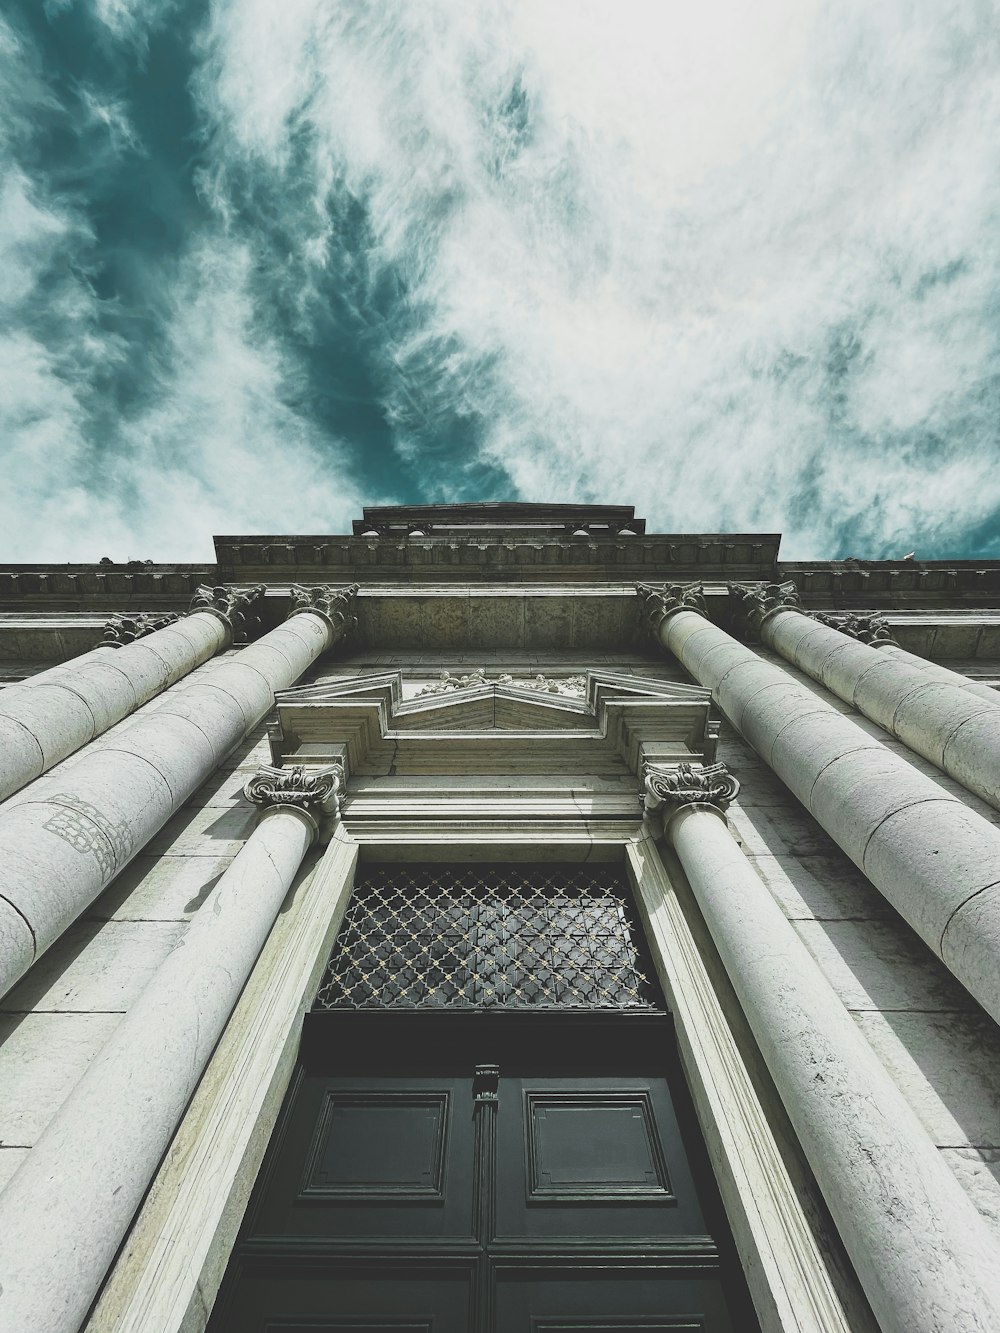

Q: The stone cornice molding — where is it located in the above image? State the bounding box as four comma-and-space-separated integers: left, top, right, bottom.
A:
101, 611, 180, 648
636, 582, 709, 639
288, 583, 360, 640
809, 611, 899, 647
728, 580, 802, 641
642, 761, 740, 828
189, 583, 266, 646
243, 763, 344, 827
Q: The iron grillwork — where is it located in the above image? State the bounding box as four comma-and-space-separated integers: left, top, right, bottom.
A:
315, 865, 663, 1011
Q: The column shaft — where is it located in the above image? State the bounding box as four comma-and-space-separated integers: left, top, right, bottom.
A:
665, 802, 1000, 1333
0, 800, 319, 1333
880, 643, 999, 707
88, 828, 358, 1333
0, 590, 356, 1001
0, 610, 229, 804
653, 603, 1000, 1026
764, 607, 1000, 810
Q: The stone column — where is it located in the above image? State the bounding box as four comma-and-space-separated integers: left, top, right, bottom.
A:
0, 764, 343, 1333
0, 586, 266, 805
810, 610, 999, 708
0, 583, 358, 1001
742, 584, 1000, 811
637, 582, 1000, 1028
645, 761, 1000, 1333
88, 825, 359, 1333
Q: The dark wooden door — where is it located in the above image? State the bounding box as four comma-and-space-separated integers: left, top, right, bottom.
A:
209, 1013, 756, 1332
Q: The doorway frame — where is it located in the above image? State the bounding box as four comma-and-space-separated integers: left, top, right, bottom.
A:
86, 827, 855, 1333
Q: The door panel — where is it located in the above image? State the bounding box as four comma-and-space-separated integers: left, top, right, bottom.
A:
495, 1077, 710, 1244
211, 1015, 756, 1333
222, 1257, 474, 1332
493, 1267, 733, 1330
253, 1074, 476, 1242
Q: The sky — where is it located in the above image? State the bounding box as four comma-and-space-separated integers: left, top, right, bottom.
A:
3, 0, 1000, 562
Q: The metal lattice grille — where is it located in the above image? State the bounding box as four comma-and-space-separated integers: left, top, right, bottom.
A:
315, 866, 663, 1011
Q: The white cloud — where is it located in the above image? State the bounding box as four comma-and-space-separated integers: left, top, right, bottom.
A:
197, 0, 1000, 556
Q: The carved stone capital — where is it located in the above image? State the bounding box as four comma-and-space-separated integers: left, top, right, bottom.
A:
636, 582, 708, 640
810, 611, 899, 647
643, 762, 740, 824
101, 611, 179, 648
728, 580, 802, 640
190, 584, 266, 645
243, 763, 344, 821
289, 583, 359, 640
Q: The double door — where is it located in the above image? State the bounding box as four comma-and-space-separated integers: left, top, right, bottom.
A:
210, 1013, 756, 1332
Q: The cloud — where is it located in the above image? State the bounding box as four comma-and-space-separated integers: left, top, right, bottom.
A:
195, 0, 1000, 557
4, 0, 1000, 557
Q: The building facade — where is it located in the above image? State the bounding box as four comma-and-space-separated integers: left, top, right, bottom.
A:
1, 503, 1000, 1330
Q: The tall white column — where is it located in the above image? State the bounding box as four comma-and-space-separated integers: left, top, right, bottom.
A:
637, 583, 1000, 1028
0, 764, 343, 1333
0, 586, 266, 804
645, 761, 1000, 1333
88, 825, 359, 1333
746, 585, 1000, 811
808, 612, 999, 707
0, 584, 358, 1001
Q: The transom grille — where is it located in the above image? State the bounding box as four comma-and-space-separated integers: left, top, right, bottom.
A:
315, 865, 663, 1011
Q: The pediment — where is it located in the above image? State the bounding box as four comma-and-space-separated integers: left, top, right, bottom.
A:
269, 670, 717, 779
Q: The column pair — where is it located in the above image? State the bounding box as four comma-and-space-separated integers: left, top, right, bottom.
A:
737, 581, 1000, 811
0, 765, 354, 1333
638, 582, 1000, 1030
0, 583, 358, 1000
644, 761, 1000, 1333
0, 585, 270, 804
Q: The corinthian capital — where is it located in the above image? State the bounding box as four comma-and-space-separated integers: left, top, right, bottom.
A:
636, 582, 708, 639
643, 762, 740, 822
810, 611, 898, 647
102, 611, 179, 648
190, 584, 266, 645
289, 583, 360, 640
243, 762, 344, 818
728, 580, 801, 640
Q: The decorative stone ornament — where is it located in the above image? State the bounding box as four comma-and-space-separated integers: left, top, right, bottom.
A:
727, 579, 801, 640
635, 582, 708, 638
642, 761, 740, 824
101, 611, 180, 648
243, 763, 344, 819
809, 611, 899, 647
289, 582, 360, 639
415, 671, 588, 698
190, 583, 266, 645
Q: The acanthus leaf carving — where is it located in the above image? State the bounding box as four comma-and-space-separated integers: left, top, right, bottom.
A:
728, 580, 801, 640
636, 582, 708, 639
190, 584, 266, 644
289, 583, 360, 640
810, 611, 898, 647
102, 611, 180, 648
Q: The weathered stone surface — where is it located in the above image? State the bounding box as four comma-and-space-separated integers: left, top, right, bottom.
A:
0, 921, 185, 1015
0, 1012, 122, 1143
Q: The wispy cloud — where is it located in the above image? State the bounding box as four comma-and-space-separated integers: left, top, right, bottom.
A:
3, 0, 1000, 557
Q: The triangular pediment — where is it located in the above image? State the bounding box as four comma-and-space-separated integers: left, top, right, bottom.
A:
269, 670, 717, 778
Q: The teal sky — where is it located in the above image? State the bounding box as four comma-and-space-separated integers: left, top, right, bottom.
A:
3, 1, 1000, 560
